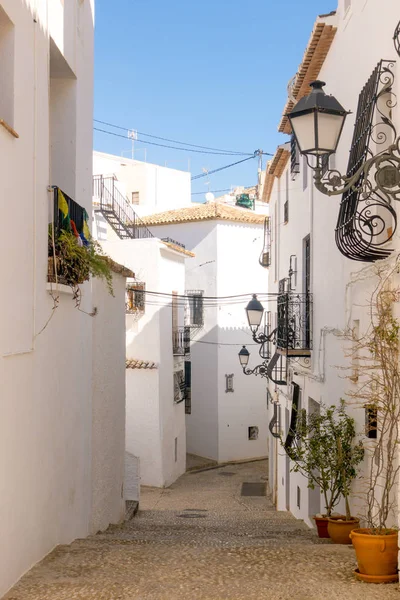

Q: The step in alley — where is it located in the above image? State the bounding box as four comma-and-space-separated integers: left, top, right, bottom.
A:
3, 461, 398, 600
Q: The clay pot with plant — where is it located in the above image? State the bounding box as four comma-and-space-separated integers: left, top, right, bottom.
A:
342, 263, 400, 583
326, 412, 364, 544
283, 403, 362, 539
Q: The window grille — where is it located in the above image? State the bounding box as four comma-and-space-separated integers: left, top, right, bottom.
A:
126, 282, 145, 313
290, 134, 300, 179
259, 217, 271, 268
284, 201, 289, 223
336, 60, 397, 261
186, 290, 204, 327
174, 370, 185, 404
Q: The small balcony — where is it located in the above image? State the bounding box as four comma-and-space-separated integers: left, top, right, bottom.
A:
276, 293, 312, 357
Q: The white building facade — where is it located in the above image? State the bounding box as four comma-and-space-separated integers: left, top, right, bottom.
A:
140, 203, 270, 464
263, 0, 400, 528
0, 1, 131, 596
98, 236, 191, 488
93, 150, 192, 217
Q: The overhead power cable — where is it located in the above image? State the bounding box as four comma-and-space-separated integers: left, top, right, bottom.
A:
191, 155, 256, 181
94, 119, 253, 156
94, 119, 274, 157
191, 187, 253, 196
94, 127, 244, 156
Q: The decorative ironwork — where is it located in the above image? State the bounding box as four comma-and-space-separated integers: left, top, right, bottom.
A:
241, 360, 270, 379
259, 217, 271, 268
308, 61, 398, 262
283, 382, 300, 451
394, 21, 400, 57
266, 351, 287, 385
277, 293, 312, 357
93, 175, 154, 240
269, 401, 281, 438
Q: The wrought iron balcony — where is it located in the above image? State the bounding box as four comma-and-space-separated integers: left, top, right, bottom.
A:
172, 327, 186, 356
276, 293, 312, 357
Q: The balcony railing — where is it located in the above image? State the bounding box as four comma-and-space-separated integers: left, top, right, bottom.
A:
276, 293, 312, 357
93, 175, 154, 240
173, 327, 186, 356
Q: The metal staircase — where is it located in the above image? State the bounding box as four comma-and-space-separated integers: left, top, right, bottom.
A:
93, 175, 154, 240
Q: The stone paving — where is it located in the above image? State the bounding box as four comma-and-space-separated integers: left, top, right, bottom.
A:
3, 460, 399, 599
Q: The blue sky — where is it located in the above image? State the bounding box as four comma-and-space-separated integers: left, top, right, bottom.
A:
94, 0, 335, 201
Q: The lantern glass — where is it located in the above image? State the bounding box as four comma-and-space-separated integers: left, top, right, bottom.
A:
245, 294, 264, 332
238, 346, 250, 367
290, 112, 316, 154
316, 112, 346, 155
288, 80, 348, 158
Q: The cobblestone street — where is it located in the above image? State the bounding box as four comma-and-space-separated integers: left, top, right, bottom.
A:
3, 460, 399, 600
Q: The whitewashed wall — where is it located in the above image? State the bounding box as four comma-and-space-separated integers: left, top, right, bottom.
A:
93, 151, 191, 216
0, 0, 95, 596
145, 219, 269, 463
101, 239, 187, 487
267, 0, 400, 527
91, 273, 127, 533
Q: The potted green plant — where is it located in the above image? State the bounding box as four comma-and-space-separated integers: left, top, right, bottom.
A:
344, 270, 400, 583
326, 404, 364, 544
48, 229, 114, 304
283, 403, 361, 538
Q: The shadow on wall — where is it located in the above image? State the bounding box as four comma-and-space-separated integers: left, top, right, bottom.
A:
187, 325, 269, 463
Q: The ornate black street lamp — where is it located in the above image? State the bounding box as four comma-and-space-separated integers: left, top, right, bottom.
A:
287, 78, 400, 201
288, 80, 348, 161
238, 345, 269, 378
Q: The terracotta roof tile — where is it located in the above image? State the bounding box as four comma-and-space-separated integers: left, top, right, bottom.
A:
161, 241, 195, 257
126, 359, 158, 370
261, 147, 290, 203
278, 20, 337, 134
140, 202, 266, 226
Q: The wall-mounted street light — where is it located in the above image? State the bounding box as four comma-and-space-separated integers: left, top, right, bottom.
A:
238, 345, 269, 378
287, 78, 400, 200
245, 294, 265, 333
288, 80, 348, 161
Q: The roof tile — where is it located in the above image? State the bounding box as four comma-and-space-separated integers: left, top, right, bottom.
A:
140, 202, 266, 226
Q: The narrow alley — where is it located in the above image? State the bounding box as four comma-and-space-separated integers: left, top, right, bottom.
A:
3, 461, 398, 600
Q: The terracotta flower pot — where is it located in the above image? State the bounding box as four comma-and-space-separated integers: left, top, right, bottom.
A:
350, 528, 399, 583
327, 517, 359, 544
313, 516, 330, 538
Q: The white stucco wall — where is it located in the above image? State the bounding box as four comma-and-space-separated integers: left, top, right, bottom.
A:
266, 0, 400, 527
0, 0, 96, 596
91, 273, 127, 533
93, 151, 191, 216
145, 218, 269, 463
100, 238, 187, 487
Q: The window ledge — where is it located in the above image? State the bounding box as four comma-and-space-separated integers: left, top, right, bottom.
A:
0, 119, 19, 138
46, 282, 73, 295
